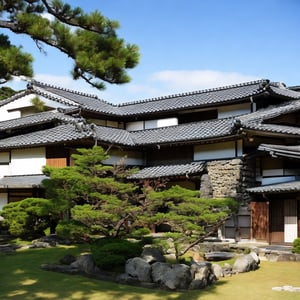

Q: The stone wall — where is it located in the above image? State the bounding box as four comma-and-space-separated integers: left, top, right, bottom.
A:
204, 158, 255, 203
201, 158, 256, 240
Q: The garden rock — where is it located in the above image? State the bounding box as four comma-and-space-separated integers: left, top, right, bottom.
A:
0, 244, 19, 254
232, 252, 259, 273
70, 254, 100, 274
277, 253, 296, 262
204, 251, 234, 261
223, 263, 233, 276
189, 261, 216, 290
40, 263, 79, 274
60, 254, 76, 265
151, 262, 192, 290
30, 241, 52, 248
211, 263, 224, 279
140, 247, 166, 264
125, 257, 152, 282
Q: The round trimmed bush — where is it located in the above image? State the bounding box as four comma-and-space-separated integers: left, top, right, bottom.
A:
91, 238, 143, 270
292, 238, 300, 254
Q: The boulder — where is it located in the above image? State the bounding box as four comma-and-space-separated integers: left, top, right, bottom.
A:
151, 262, 192, 290
60, 254, 76, 265
140, 247, 166, 264
211, 263, 224, 279
40, 263, 79, 274
125, 257, 152, 282
189, 261, 216, 290
277, 253, 296, 262
232, 252, 259, 273
0, 244, 19, 254
70, 254, 100, 274
204, 251, 234, 261
223, 263, 233, 276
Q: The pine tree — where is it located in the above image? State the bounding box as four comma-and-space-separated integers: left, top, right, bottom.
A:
42, 146, 140, 238
0, 34, 33, 84
139, 185, 238, 262
0, 1, 139, 88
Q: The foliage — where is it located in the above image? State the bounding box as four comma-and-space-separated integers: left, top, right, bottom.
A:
0, 197, 66, 238
0, 86, 17, 100
55, 219, 90, 241
137, 185, 238, 262
0, 1, 139, 88
91, 237, 143, 270
43, 146, 139, 238
0, 34, 33, 84
292, 238, 300, 254
31, 96, 46, 112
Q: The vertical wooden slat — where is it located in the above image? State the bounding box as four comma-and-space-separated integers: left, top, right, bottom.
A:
251, 201, 269, 241
46, 158, 67, 168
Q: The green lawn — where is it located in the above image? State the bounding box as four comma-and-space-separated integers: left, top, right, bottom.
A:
0, 245, 299, 300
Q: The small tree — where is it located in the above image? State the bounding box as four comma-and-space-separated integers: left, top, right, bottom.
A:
43, 146, 140, 238
0, 197, 67, 238
138, 185, 238, 262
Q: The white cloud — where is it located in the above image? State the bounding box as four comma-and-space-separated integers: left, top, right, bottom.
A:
41, 12, 55, 22
151, 70, 260, 92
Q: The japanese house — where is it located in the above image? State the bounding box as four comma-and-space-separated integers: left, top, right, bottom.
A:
0, 79, 299, 244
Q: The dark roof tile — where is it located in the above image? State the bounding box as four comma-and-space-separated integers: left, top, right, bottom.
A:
0, 174, 47, 188
128, 162, 206, 179
130, 118, 235, 145
0, 111, 75, 131
247, 181, 300, 194
0, 124, 92, 149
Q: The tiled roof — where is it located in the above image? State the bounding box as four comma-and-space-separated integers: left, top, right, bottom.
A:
258, 144, 300, 159
93, 125, 135, 146
4, 80, 299, 119
0, 90, 29, 108
29, 79, 300, 117
0, 124, 93, 149
128, 162, 206, 179
269, 84, 300, 99
237, 99, 300, 136
0, 174, 48, 188
130, 118, 235, 146
0, 116, 236, 149
117, 80, 271, 116
0, 111, 75, 132
32, 81, 118, 115
247, 181, 300, 194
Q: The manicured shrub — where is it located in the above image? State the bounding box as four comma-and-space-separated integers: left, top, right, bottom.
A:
91, 238, 143, 270
292, 238, 300, 254
55, 220, 90, 241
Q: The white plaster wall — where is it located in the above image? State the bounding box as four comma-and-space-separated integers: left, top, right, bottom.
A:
144, 120, 157, 130
218, 103, 251, 118
194, 140, 242, 161
10, 147, 46, 175
103, 149, 144, 166
126, 121, 144, 131
0, 165, 10, 179
156, 118, 178, 128
0, 94, 71, 121
127, 118, 178, 131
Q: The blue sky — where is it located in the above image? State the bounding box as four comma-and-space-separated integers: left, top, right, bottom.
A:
4, 0, 300, 103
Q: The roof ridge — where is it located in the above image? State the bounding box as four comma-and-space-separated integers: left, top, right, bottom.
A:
118, 79, 268, 107
31, 80, 101, 100
0, 89, 29, 106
